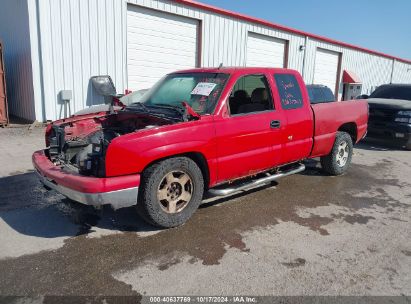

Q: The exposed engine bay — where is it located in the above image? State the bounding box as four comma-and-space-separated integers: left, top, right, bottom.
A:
46, 111, 175, 177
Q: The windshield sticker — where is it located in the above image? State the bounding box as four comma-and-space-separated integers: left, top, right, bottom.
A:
191, 82, 217, 96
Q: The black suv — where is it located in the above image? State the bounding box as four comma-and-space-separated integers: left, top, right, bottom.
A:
364, 84, 411, 150
306, 85, 335, 104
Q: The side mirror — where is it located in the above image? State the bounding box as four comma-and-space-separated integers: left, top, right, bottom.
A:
91, 75, 117, 97
90, 75, 125, 112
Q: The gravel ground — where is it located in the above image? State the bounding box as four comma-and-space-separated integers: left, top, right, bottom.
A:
0, 126, 410, 301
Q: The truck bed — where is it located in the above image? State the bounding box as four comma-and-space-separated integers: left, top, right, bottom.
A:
310, 100, 369, 158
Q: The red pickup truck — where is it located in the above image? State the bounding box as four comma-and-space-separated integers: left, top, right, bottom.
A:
33, 68, 368, 228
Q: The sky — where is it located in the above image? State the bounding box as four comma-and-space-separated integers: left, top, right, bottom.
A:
197, 0, 411, 60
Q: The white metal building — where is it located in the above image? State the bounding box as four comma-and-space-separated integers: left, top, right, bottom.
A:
1, 0, 411, 122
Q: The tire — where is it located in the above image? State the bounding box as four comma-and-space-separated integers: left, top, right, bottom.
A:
136, 157, 204, 228
320, 131, 353, 176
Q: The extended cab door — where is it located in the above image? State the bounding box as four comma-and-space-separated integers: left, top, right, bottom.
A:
272, 72, 314, 163
214, 73, 286, 183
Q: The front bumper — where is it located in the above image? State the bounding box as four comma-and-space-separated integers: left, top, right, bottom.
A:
367, 122, 411, 147
33, 150, 140, 209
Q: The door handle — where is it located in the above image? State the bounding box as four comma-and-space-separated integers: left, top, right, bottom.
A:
270, 120, 281, 129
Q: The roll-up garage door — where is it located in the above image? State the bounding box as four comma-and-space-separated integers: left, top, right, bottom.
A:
313, 48, 340, 95
246, 32, 287, 68
127, 6, 199, 90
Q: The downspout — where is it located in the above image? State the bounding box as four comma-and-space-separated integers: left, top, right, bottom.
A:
28, 0, 46, 122
301, 36, 308, 81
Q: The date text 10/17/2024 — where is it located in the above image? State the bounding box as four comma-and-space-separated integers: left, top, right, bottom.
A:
149, 296, 258, 303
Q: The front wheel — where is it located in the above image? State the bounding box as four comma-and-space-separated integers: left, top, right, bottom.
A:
137, 157, 204, 228
320, 132, 354, 176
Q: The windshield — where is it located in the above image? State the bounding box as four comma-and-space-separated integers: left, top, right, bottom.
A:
133, 73, 230, 115
370, 85, 411, 101
119, 89, 150, 106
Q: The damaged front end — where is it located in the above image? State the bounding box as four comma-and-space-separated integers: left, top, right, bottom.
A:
47, 125, 117, 177
45, 111, 177, 177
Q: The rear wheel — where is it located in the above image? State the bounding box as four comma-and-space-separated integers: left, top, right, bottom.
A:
320, 132, 353, 176
137, 157, 204, 228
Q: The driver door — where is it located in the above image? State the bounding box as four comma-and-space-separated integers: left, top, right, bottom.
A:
214, 73, 286, 183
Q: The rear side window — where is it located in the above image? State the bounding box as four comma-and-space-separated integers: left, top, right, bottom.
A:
274, 74, 303, 109
322, 87, 335, 101
307, 86, 335, 104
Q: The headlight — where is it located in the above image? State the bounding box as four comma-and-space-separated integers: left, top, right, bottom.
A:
395, 111, 411, 123
395, 117, 411, 123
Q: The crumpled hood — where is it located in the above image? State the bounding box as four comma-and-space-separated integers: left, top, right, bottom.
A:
72, 105, 123, 116
367, 98, 411, 110
47, 110, 177, 146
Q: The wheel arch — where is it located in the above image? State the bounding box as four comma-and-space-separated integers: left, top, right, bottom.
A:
338, 122, 357, 143
141, 152, 210, 189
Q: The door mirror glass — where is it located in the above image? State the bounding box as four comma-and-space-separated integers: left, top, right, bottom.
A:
91, 75, 117, 98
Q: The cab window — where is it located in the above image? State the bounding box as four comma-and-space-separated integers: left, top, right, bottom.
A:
229, 75, 274, 115
274, 74, 303, 110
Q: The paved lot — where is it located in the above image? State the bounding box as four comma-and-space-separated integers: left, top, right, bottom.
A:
0, 126, 410, 299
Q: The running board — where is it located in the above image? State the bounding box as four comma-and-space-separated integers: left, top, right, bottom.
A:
208, 163, 306, 197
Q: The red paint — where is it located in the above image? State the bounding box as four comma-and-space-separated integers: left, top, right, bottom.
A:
103, 67, 368, 185
32, 150, 140, 193
342, 70, 362, 84
33, 68, 369, 193
173, 0, 411, 65
310, 100, 368, 157
182, 101, 201, 119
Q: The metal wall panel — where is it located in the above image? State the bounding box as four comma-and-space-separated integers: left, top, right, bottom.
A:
392, 61, 411, 84
127, 0, 306, 87
304, 38, 396, 98
21, 0, 411, 121
0, 0, 36, 121
246, 23, 305, 73
33, 0, 127, 121
342, 49, 394, 95
31, 0, 308, 120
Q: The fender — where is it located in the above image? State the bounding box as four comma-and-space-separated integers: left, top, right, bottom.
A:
105, 118, 217, 181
